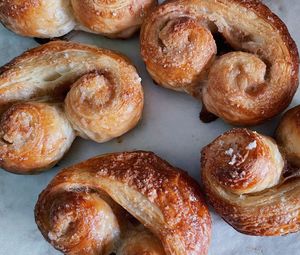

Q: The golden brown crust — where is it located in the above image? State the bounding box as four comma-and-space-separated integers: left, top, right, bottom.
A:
0, 102, 75, 174
276, 105, 300, 167
71, 0, 158, 38
35, 151, 212, 255
141, 0, 299, 125
0, 0, 76, 37
231, 0, 299, 70
0, 40, 140, 105
64, 70, 143, 143
0, 0, 157, 38
118, 226, 166, 255
0, 41, 144, 174
201, 128, 300, 236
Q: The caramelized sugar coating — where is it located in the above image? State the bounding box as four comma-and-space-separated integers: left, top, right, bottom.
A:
201, 127, 300, 236
35, 151, 212, 255
141, 0, 299, 125
0, 0, 157, 38
276, 105, 300, 167
0, 41, 143, 174
0, 102, 75, 174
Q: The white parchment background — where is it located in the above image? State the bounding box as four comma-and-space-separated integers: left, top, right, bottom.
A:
0, 0, 299, 254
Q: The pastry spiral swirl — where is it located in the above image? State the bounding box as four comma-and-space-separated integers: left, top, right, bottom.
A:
276, 105, 300, 168
0, 41, 143, 174
0, 0, 157, 38
141, 0, 299, 125
35, 151, 212, 255
0, 102, 75, 174
64, 70, 142, 143
201, 124, 300, 236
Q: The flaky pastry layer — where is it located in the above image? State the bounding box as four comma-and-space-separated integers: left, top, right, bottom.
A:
0, 0, 157, 38
201, 126, 300, 236
35, 151, 211, 255
0, 41, 143, 174
141, 0, 299, 125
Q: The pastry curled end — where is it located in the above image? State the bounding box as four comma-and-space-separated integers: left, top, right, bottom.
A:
65, 70, 143, 143
141, 14, 216, 94
35, 151, 211, 255
141, 0, 299, 125
0, 102, 75, 174
0, 0, 157, 38
0, 41, 143, 105
71, 0, 157, 38
200, 128, 300, 236
0, 41, 143, 174
0, 0, 76, 38
202, 52, 268, 125
0, 40, 143, 141
117, 226, 166, 255
276, 105, 300, 167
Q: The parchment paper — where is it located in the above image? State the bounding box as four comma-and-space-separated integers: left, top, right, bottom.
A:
0, 1, 299, 254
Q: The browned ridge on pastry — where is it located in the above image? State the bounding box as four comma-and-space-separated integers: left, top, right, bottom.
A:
35, 151, 212, 255
0, 41, 143, 174
201, 106, 300, 236
0, 0, 157, 38
141, 0, 299, 125
276, 105, 300, 168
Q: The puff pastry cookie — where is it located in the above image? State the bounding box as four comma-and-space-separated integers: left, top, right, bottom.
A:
0, 0, 157, 38
35, 151, 212, 255
201, 106, 300, 235
141, 0, 299, 125
0, 41, 143, 174
276, 105, 300, 168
